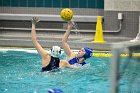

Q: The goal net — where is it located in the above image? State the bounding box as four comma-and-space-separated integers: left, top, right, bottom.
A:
110, 41, 140, 93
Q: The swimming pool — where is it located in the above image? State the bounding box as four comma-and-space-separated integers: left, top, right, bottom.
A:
0, 48, 139, 93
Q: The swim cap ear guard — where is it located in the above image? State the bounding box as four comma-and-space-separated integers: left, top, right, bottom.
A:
83, 47, 93, 59
50, 46, 62, 58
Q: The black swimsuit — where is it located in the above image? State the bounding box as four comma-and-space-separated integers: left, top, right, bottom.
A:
41, 56, 60, 72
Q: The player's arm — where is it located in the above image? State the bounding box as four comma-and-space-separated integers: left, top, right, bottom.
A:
62, 21, 74, 57
31, 17, 48, 57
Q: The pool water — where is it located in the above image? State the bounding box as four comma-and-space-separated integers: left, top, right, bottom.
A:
0, 48, 139, 93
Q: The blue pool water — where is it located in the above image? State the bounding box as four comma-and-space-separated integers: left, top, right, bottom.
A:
0, 48, 139, 93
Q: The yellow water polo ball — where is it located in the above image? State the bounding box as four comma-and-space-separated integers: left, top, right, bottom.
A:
60, 8, 73, 21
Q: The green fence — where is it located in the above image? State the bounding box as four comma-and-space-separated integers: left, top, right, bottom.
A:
0, 0, 104, 9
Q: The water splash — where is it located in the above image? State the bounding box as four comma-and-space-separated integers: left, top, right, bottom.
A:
71, 21, 80, 36
34, 89, 37, 93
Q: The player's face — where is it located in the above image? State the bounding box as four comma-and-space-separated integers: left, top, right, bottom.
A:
77, 48, 86, 57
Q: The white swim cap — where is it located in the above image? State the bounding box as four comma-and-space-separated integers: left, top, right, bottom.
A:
50, 46, 61, 58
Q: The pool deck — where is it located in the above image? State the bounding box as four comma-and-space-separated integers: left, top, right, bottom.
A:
0, 31, 133, 50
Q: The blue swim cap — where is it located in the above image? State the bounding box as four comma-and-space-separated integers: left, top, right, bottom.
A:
83, 47, 92, 59
48, 88, 63, 93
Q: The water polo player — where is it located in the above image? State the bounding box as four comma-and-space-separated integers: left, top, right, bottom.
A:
31, 17, 81, 72
62, 21, 93, 66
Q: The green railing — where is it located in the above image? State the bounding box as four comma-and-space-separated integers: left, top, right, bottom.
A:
0, 0, 104, 9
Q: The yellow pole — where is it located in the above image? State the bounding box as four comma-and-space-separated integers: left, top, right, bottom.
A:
93, 16, 105, 43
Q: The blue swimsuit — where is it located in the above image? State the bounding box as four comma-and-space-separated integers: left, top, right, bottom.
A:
68, 57, 86, 66
41, 56, 60, 72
